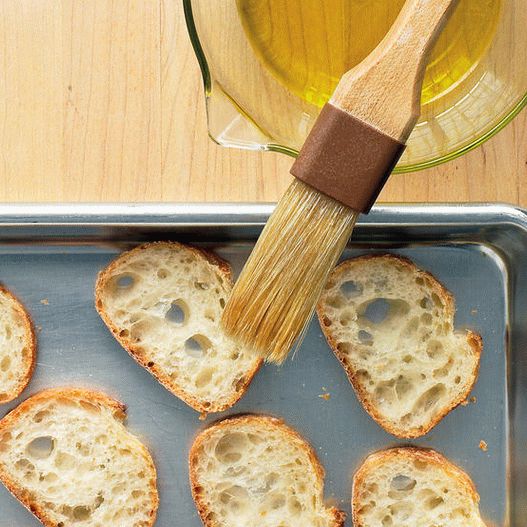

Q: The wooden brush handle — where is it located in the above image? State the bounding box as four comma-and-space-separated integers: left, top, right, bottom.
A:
332, 0, 459, 141
290, 0, 459, 213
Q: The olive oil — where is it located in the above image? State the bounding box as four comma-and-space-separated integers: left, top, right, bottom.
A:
237, 0, 501, 108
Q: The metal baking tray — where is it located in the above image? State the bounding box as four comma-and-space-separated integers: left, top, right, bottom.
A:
0, 203, 525, 527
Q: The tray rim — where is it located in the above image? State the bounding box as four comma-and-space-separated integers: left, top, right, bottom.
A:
0, 202, 524, 227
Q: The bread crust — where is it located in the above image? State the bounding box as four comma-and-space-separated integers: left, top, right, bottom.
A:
189, 414, 345, 527
352, 447, 482, 527
0, 387, 159, 527
0, 284, 36, 404
95, 242, 262, 413
317, 254, 483, 438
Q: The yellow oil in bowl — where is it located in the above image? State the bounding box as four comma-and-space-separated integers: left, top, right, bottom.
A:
236, 0, 502, 108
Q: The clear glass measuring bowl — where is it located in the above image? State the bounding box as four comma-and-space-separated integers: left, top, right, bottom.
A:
184, 0, 527, 173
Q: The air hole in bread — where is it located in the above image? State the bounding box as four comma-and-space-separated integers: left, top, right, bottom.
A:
433, 358, 453, 378
421, 313, 433, 325
219, 485, 249, 511
0, 355, 11, 372
194, 281, 209, 290
414, 384, 446, 415
420, 297, 432, 309
287, 496, 302, 515
165, 300, 188, 325
54, 451, 76, 470
427, 340, 444, 359
336, 342, 352, 354
264, 492, 286, 510
215, 433, 247, 464
73, 505, 92, 521
321, 315, 331, 327
374, 380, 395, 404
395, 376, 413, 400
359, 298, 410, 326
388, 500, 414, 518
340, 314, 353, 326
327, 295, 345, 309
195, 367, 214, 388
185, 335, 212, 358
4, 325, 12, 339
33, 410, 50, 423
362, 298, 391, 323
340, 280, 362, 298
26, 436, 55, 459
356, 369, 373, 385
391, 475, 416, 492
157, 268, 169, 279
358, 330, 374, 345
115, 274, 135, 290
15, 457, 35, 477
233, 376, 246, 392
247, 433, 262, 445
431, 293, 443, 307
426, 495, 444, 509
402, 317, 419, 337
454, 375, 461, 384
413, 459, 427, 471
382, 515, 393, 526
219, 298, 226, 309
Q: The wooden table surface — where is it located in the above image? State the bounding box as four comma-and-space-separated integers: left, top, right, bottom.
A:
0, 0, 525, 205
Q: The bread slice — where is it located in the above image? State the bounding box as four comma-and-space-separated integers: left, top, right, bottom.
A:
0, 387, 158, 527
95, 242, 262, 413
317, 254, 482, 438
0, 284, 36, 404
189, 414, 345, 527
353, 447, 487, 527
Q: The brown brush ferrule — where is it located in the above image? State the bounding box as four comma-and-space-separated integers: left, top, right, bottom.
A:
290, 104, 406, 213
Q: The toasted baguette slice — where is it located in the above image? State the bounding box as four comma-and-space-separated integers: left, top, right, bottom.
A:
353, 447, 487, 527
0, 387, 158, 527
317, 254, 482, 438
95, 242, 262, 413
189, 415, 345, 527
0, 285, 36, 404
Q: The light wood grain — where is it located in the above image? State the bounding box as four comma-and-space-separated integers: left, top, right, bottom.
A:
0, 0, 525, 205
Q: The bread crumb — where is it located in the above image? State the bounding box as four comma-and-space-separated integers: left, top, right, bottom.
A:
36, 325, 42, 332
461, 395, 478, 407
199, 412, 208, 421
471, 308, 478, 315
479, 440, 488, 452
40, 298, 49, 305
318, 393, 331, 401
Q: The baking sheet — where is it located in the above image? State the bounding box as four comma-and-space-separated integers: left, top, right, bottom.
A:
0, 204, 525, 526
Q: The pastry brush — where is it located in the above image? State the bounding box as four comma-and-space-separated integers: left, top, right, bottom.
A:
222, 0, 459, 363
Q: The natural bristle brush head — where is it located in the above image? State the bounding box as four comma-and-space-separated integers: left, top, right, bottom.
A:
222, 179, 358, 363
222, 0, 459, 363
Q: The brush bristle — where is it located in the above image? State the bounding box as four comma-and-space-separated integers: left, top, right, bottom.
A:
222, 179, 358, 363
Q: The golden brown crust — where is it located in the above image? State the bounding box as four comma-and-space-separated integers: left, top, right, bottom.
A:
0, 284, 36, 404
95, 242, 262, 413
0, 387, 158, 527
317, 254, 483, 438
352, 447, 481, 527
189, 414, 345, 527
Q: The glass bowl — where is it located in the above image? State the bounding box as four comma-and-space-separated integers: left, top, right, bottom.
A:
184, 0, 527, 173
